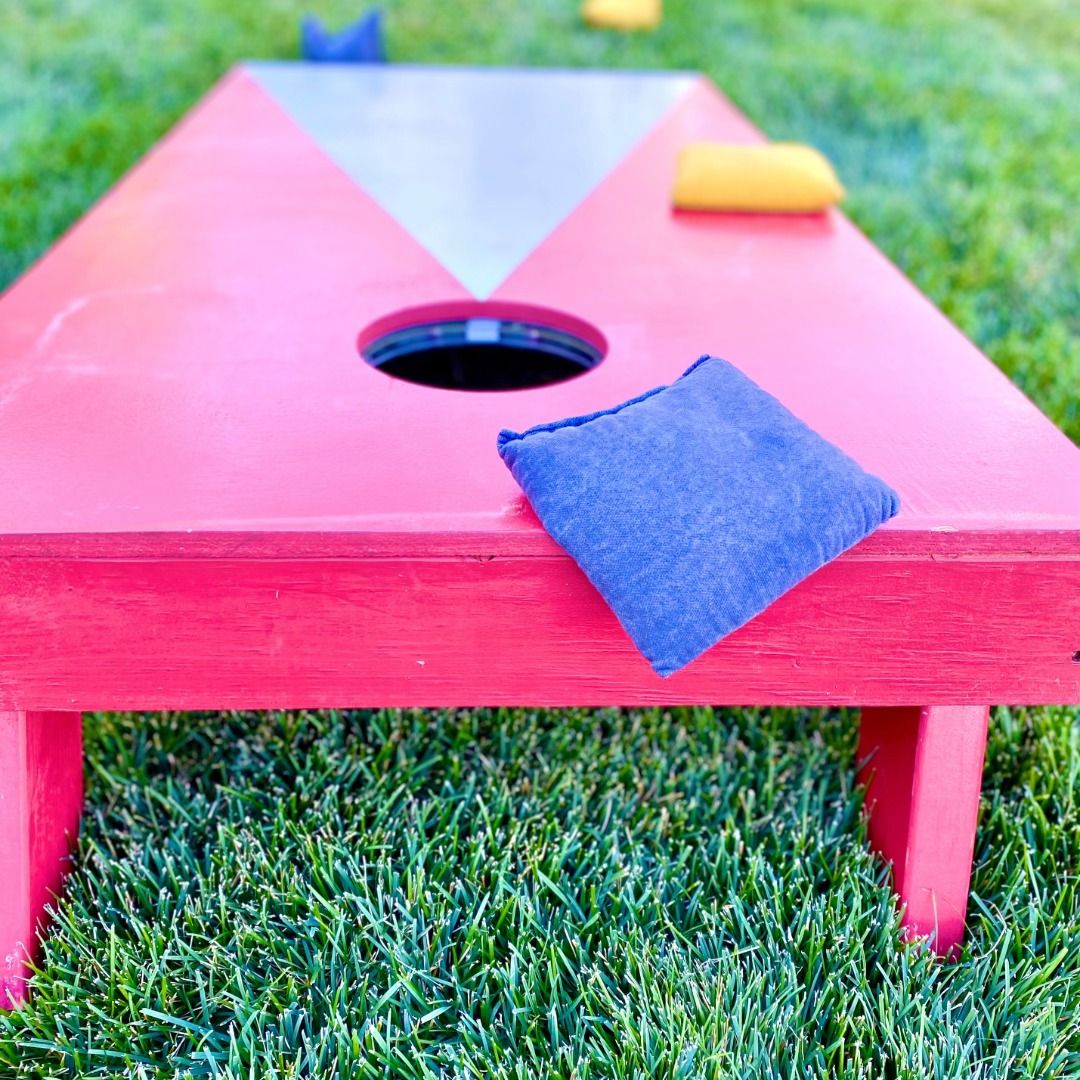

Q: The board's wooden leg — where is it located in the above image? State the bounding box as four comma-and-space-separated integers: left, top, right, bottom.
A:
858, 705, 989, 956
0, 710, 83, 1008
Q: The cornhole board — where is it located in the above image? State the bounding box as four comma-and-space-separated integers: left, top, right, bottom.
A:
2, 64, 1079, 1003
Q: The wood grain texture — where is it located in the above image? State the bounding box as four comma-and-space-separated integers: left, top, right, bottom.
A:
0, 64, 1077, 711
858, 706, 990, 955
0, 69, 1078, 550
0, 62, 1076, 995
0, 711, 82, 1007
1, 551, 1076, 711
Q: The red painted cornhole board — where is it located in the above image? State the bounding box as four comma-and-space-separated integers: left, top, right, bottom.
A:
1, 64, 1079, 1002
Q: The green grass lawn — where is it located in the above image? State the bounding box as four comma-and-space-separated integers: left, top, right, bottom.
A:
2, 1, 1079, 1076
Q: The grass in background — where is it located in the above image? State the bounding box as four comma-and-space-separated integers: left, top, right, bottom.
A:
1, 1, 1078, 1075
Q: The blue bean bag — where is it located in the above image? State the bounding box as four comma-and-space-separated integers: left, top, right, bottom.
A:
498, 356, 900, 676
301, 9, 386, 63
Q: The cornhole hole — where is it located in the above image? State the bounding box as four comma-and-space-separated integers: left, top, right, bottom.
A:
1, 64, 1079, 1002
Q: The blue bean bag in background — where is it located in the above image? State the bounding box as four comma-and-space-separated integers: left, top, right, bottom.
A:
498, 356, 900, 676
301, 9, 386, 63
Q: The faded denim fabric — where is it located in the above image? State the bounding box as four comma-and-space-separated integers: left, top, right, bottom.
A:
498, 356, 900, 677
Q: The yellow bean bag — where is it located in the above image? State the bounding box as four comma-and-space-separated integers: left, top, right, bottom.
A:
672, 142, 846, 213
582, 0, 661, 32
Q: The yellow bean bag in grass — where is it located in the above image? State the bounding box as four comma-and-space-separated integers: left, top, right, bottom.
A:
582, 0, 661, 31
673, 142, 846, 213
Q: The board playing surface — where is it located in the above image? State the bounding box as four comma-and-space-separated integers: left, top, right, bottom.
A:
1, 64, 1078, 707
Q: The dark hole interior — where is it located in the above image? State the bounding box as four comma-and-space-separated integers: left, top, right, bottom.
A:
377, 344, 588, 391
361, 317, 604, 392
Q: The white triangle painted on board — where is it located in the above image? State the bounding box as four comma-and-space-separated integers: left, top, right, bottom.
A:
249, 63, 694, 298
